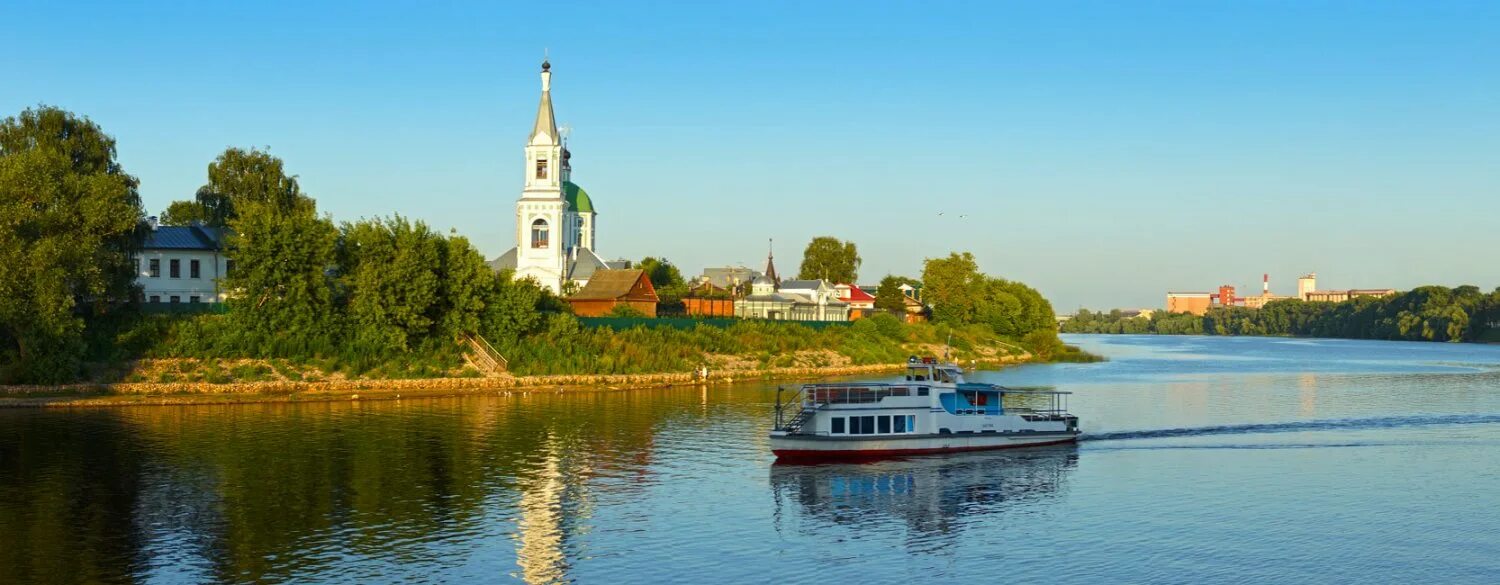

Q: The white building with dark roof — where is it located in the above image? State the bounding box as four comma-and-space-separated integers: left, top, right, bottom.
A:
489, 59, 606, 293
136, 220, 230, 305
732, 248, 849, 321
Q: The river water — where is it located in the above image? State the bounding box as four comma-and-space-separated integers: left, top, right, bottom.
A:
2, 335, 1499, 584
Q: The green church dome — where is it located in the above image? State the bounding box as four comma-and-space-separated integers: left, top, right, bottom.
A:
564, 181, 594, 214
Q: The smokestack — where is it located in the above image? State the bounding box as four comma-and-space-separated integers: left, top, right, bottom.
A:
1263, 273, 1269, 294
147, 216, 159, 231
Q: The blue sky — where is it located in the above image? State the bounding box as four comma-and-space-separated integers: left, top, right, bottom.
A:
6, 1, 1498, 310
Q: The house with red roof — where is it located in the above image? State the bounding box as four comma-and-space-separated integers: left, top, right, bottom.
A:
834, 283, 876, 319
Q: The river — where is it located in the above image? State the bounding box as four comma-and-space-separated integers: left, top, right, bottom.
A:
2, 335, 1498, 584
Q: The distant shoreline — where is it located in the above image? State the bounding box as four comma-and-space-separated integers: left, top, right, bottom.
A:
1061, 331, 1500, 344
0, 354, 1035, 409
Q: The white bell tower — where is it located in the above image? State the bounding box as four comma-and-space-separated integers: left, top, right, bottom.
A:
514, 58, 568, 293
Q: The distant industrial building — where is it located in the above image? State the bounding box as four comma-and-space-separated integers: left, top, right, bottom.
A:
1304, 289, 1397, 303
1166, 292, 1213, 316
1240, 274, 1293, 308
1169, 272, 1396, 314
1295, 273, 1396, 303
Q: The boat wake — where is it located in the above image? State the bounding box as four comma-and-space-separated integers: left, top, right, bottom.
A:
1080, 413, 1500, 442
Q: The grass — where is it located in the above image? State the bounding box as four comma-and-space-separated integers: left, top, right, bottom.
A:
49, 310, 1099, 386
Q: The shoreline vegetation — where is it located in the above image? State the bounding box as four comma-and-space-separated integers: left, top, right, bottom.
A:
0, 356, 1007, 409
2, 106, 1097, 399
0, 318, 1097, 408
1062, 285, 1500, 343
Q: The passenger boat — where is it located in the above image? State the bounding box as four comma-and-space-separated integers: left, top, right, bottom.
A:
769, 356, 1079, 460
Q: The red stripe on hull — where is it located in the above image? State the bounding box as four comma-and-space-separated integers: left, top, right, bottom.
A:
772, 437, 1077, 461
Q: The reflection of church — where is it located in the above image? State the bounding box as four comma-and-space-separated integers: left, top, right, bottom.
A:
491, 59, 610, 293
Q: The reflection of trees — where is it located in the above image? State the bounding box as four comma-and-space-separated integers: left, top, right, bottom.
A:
0, 388, 700, 584
0, 410, 149, 584
158, 397, 664, 583
770, 447, 1078, 544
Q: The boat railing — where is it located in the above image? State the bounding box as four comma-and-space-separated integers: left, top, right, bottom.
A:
773, 386, 814, 433
800, 383, 927, 407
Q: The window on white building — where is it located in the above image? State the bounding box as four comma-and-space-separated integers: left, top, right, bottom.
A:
169, 259, 180, 278
189, 296, 200, 304
535, 158, 548, 180
169, 296, 180, 304
190, 259, 200, 279
531, 219, 549, 249
149, 258, 161, 278
149, 295, 160, 304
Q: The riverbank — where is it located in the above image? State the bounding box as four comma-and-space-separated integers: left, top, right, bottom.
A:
0, 352, 1036, 408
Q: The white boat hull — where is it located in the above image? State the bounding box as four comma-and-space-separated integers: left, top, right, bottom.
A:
770, 431, 1079, 460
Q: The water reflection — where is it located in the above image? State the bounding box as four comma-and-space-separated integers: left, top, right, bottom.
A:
770, 447, 1078, 544
3, 336, 1498, 584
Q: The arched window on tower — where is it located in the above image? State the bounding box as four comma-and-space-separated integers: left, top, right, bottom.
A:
574, 217, 584, 248
531, 218, 549, 249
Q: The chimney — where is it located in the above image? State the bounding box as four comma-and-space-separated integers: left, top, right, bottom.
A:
1263, 273, 1269, 294
147, 216, 159, 231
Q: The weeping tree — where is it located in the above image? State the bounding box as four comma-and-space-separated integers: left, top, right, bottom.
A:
0, 106, 145, 382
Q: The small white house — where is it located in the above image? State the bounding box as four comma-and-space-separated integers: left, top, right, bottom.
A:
136, 221, 230, 305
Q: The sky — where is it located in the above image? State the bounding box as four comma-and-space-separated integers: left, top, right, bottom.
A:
5, 1, 1498, 310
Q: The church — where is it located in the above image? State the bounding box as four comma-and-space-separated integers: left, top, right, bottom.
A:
490, 59, 614, 293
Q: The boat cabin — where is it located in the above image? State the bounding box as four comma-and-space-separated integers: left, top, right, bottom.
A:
904, 356, 962, 384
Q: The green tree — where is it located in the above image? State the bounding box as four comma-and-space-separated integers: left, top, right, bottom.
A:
874, 275, 920, 313
483, 270, 549, 343
921, 252, 983, 325
435, 233, 495, 339
219, 150, 338, 354
920, 251, 1059, 340
797, 236, 861, 283
338, 216, 442, 352
608, 303, 648, 318
638, 256, 685, 289
204, 148, 303, 225
159, 199, 209, 226
0, 106, 144, 382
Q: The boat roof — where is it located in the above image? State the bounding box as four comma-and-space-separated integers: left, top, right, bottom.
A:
958, 382, 1071, 395
796, 381, 1070, 395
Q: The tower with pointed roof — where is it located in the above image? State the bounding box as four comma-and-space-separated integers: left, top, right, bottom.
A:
493, 58, 605, 294
763, 239, 780, 286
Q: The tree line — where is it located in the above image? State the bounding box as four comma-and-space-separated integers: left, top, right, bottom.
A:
0, 105, 1080, 383
0, 106, 561, 383
1062, 286, 1500, 342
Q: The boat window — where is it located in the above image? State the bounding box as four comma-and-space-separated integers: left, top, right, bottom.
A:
831, 417, 845, 434
934, 369, 950, 383
878, 416, 891, 434
917, 387, 929, 396
894, 416, 906, 433
908, 415, 917, 432
858, 416, 876, 435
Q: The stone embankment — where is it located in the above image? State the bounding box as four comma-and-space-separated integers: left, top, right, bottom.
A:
0, 353, 1031, 409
